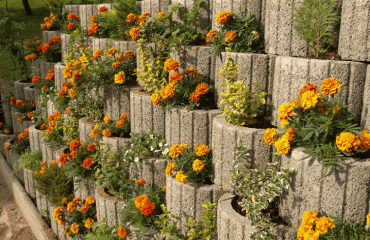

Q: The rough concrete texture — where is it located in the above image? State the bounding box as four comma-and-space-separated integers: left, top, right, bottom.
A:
31, 59, 40, 77
92, 37, 109, 53
61, 33, 70, 64
64, 5, 80, 16
130, 89, 166, 137
4, 141, 24, 184
280, 147, 370, 230
46, 100, 56, 117
212, 115, 272, 192
73, 177, 96, 200
14, 80, 32, 100
35, 95, 47, 119
23, 85, 37, 101
79, 117, 95, 144
54, 63, 65, 92
1, 100, 12, 126
215, 52, 274, 112
101, 136, 130, 153
172, 0, 212, 33
29, 124, 44, 152
23, 169, 36, 200
141, 0, 171, 15
165, 107, 221, 148
48, 203, 67, 240
0, 134, 13, 157
170, 45, 216, 84
79, 5, 98, 30
129, 158, 168, 189
166, 175, 223, 234
10, 109, 33, 137
339, 0, 370, 61
42, 30, 60, 45
38, 60, 56, 79
35, 190, 50, 220
40, 142, 63, 163
112, 39, 137, 55
272, 56, 367, 125
212, 0, 265, 30
104, 86, 137, 120
95, 187, 125, 227
361, 65, 370, 130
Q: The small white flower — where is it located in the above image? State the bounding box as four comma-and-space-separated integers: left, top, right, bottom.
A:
150, 146, 154, 151
150, 134, 154, 139
134, 157, 139, 162
162, 148, 169, 155
159, 143, 163, 147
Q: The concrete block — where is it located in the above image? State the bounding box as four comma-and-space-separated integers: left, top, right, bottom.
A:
112, 40, 137, 55
54, 63, 65, 91
10, 109, 33, 137
79, 5, 95, 30
40, 141, 61, 163
101, 136, 130, 153
1, 99, 12, 126
129, 158, 168, 189
31, 58, 40, 77
42, 30, 60, 44
64, 4, 80, 15
29, 124, 44, 152
141, 0, 171, 15
361, 66, 370, 129
95, 187, 125, 226
36, 190, 49, 218
73, 176, 96, 200
38, 60, 57, 79
79, 117, 95, 144
104, 86, 137, 121
24, 168, 37, 200
4, 140, 24, 184
14, 80, 33, 100
61, 33, 70, 64
24, 85, 37, 101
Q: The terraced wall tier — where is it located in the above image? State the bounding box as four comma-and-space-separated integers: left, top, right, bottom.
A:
95, 187, 125, 226
129, 158, 168, 189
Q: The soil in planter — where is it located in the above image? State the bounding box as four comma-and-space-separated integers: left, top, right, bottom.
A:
243, 116, 276, 129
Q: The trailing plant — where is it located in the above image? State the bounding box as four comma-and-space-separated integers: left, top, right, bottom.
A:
263, 78, 370, 168
230, 141, 292, 239
13, 149, 42, 172
12, 98, 36, 114
293, 0, 338, 58
165, 143, 213, 184
219, 52, 267, 126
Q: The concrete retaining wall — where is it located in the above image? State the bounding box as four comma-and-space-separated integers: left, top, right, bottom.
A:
4, 140, 24, 184
73, 176, 96, 200
40, 142, 63, 163
165, 107, 220, 148
129, 157, 168, 189
24, 85, 37, 101
47, 100, 57, 117
101, 136, 130, 153
38, 60, 56, 79
24, 168, 37, 200
111, 39, 137, 54
54, 63, 65, 91
42, 30, 60, 45
141, 0, 171, 15
79, 5, 98, 30
91, 37, 109, 53
130, 89, 166, 137
31, 59, 40, 77
212, 115, 272, 192
361, 65, 370, 130
272, 56, 367, 125
36, 190, 50, 218
95, 187, 125, 226
48, 203, 68, 240
29, 124, 44, 152
61, 33, 70, 64
14, 80, 33, 100
64, 4, 80, 15
280, 147, 370, 230
79, 117, 95, 144
11, 109, 33, 137
1, 100, 12, 126
104, 86, 137, 120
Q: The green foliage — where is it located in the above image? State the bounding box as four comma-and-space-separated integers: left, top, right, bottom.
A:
186, 201, 216, 240
42, 113, 66, 146
14, 135, 30, 154
293, 0, 338, 58
230, 141, 292, 239
219, 53, 266, 126
0, 123, 13, 134
85, 220, 122, 240
13, 149, 42, 172
321, 216, 370, 240
113, 0, 140, 39
155, 204, 184, 240
12, 98, 36, 113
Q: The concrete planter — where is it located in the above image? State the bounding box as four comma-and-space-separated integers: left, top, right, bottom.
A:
38, 59, 57, 79
130, 89, 166, 136
11, 109, 33, 137
49, 203, 68, 240
111, 39, 137, 54
79, 117, 96, 144
47, 100, 57, 117
215, 51, 275, 111
129, 157, 168, 189
24, 168, 37, 200
61, 33, 71, 64
361, 65, 370, 130
272, 56, 367, 125
91, 37, 109, 53
42, 30, 61, 45
280, 147, 370, 230
101, 135, 130, 153
31, 59, 41, 77
212, 115, 272, 192
165, 107, 221, 148
36, 190, 50, 218
141, 0, 171, 15
54, 63, 65, 91
24, 85, 37, 101
14, 80, 33, 99
4, 139, 24, 184
29, 124, 44, 152
166, 175, 223, 233
64, 4, 81, 15
40, 142, 64, 163
73, 176, 96, 200
170, 45, 216, 84
79, 4, 98, 30
95, 187, 125, 226
1, 99, 12, 126
0, 133, 13, 157
104, 86, 139, 120
35, 94, 48, 119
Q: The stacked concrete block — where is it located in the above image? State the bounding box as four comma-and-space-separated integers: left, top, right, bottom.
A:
280, 147, 370, 230
4, 139, 24, 184
166, 175, 223, 234
0, 133, 13, 157
212, 115, 272, 192
112, 39, 137, 54
49, 203, 68, 240
130, 89, 166, 137
36, 190, 50, 218
42, 30, 61, 45
14, 80, 33, 99
79, 5, 98, 30
165, 107, 221, 148
129, 158, 168, 189
79, 117, 96, 144
104, 86, 138, 120
91, 37, 109, 52
361, 65, 370, 130
47, 100, 57, 117
24, 168, 37, 200
54, 63, 66, 91
40, 142, 63, 163
24, 85, 37, 101
95, 187, 126, 226
170, 45, 216, 84
215, 52, 274, 112
97, 3, 114, 12
212, 0, 265, 30
35, 94, 48, 119
29, 124, 44, 152
101, 136, 130, 153
61, 33, 71, 64
11, 110, 33, 137
1, 98, 12, 126
38, 60, 57, 79
73, 176, 96, 199
64, 5, 80, 15
141, 0, 171, 15
31, 59, 40, 77
272, 56, 367, 125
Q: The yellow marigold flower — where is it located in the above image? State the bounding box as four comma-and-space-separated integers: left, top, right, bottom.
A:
302, 210, 318, 226
67, 202, 77, 212
103, 116, 111, 124
17, 116, 23, 123
216, 11, 233, 25
62, 198, 68, 203
195, 83, 209, 94
102, 128, 112, 137
169, 144, 188, 158
280, 117, 289, 128
303, 228, 320, 240
336, 132, 361, 152
206, 30, 217, 42
63, 67, 73, 79
129, 27, 140, 40
360, 130, 370, 151
160, 83, 176, 100
300, 90, 321, 110
164, 59, 180, 72
118, 226, 130, 238
114, 72, 125, 84
263, 128, 277, 145
175, 170, 187, 183
124, 50, 135, 58
192, 159, 205, 172
126, 13, 137, 22
50, 160, 57, 165
80, 204, 89, 213
283, 128, 296, 141
297, 224, 311, 240
224, 30, 237, 42
157, 11, 165, 17
70, 223, 79, 234
195, 144, 210, 156
107, 47, 118, 57
275, 137, 291, 155
320, 77, 341, 96
136, 178, 145, 186
278, 102, 295, 120
151, 92, 161, 105
85, 196, 95, 205
299, 83, 318, 98
252, 31, 259, 36
169, 71, 183, 83
120, 113, 129, 121
165, 162, 177, 176
185, 67, 197, 75
93, 49, 104, 59
91, 128, 99, 139
315, 216, 335, 235
84, 218, 94, 229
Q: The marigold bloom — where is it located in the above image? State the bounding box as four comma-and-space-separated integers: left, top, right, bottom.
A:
134, 194, 149, 210
280, 117, 289, 128
157, 12, 165, 17
206, 30, 218, 42
41, 23, 46, 29
73, 197, 81, 204
67, 202, 77, 212
83, 157, 93, 169
10, 96, 16, 106
359, 130, 370, 151
63, 67, 73, 79
299, 83, 318, 97
216, 11, 233, 24
98, 6, 108, 13
224, 31, 237, 42
278, 102, 295, 120
90, 15, 97, 23
85, 196, 95, 205
136, 14, 149, 25
112, 61, 120, 68
275, 137, 291, 155
4, 145, 10, 151
117, 54, 126, 62
64, 108, 70, 115
315, 216, 335, 234
70, 223, 79, 234
185, 67, 197, 75
18, 133, 25, 141
67, 22, 75, 30
164, 59, 180, 72
263, 128, 277, 145
87, 143, 97, 151
160, 83, 176, 100
0, 122, 3, 128
118, 226, 130, 238
107, 47, 118, 57
25, 53, 37, 61
151, 92, 161, 105
59, 153, 68, 165
165, 162, 177, 176
141, 200, 155, 216
300, 90, 321, 110
80, 204, 89, 213
40, 43, 49, 54
195, 144, 210, 156
169, 71, 183, 83
126, 13, 137, 22
283, 128, 296, 141
91, 129, 99, 139
192, 159, 205, 172
129, 28, 140, 40
40, 124, 46, 130
50, 160, 57, 165
27, 111, 34, 119
103, 116, 111, 124
302, 210, 318, 226
169, 144, 188, 158
32, 75, 40, 84
116, 120, 124, 128
120, 113, 129, 121
68, 13, 80, 20
84, 218, 94, 229
136, 178, 146, 186
195, 83, 209, 94
162, 186, 166, 191
102, 128, 112, 137
114, 72, 125, 84
17, 116, 23, 123
190, 91, 200, 102
69, 139, 80, 151
88, 22, 99, 35
175, 170, 187, 183
46, 71, 54, 80
336, 132, 361, 152
16, 99, 24, 108
93, 49, 104, 60
320, 77, 341, 96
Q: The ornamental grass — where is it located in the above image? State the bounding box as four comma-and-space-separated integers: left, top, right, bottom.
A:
263, 78, 370, 168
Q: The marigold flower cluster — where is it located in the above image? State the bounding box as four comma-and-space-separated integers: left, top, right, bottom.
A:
190, 82, 209, 102
206, 30, 218, 42
41, 13, 56, 29
98, 6, 108, 13
224, 30, 237, 42
169, 144, 188, 158
129, 27, 140, 40
25, 53, 37, 62
216, 11, 233, 25
164, 59, 180, 72
297, 210, 335, 240
88, 15, 99, 36
45, 111, 61, 135
136, 12, 151, 25
134, 194, 155, 216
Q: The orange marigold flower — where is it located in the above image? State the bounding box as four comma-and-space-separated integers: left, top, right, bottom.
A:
116, 120, 124, 128
50, 160, 57, 165
87, 143, 97, 151
67, 201, 77, 212
93, 49, 104, 60
157, 12, 165, 17
216, 11, 233, 25
114, 72, 125, 84
90, 15, 97, 23
91, 129, 99, 139
224, 31, 237, 42
32, 75, 40, 84
18, 133, 25, 141
46, 71, 54, 80
359, 130, 370, 151
185, 67, 197, 75
134, 194, 149, 210
175, 170, 187, 183
41, 23, 46, 29
283, 128, 296, 141
25, 53, 37, 62
80, 204, 89, 213
302, 210, 318, 226
126, 13, 137, 22
67, 22, 75, 30
195, 83, 209, 94
63, 67, 73, 79
88, 22, 99, 35
129, 28, 140, 40
68, 13, 80, 20
65, 108, 70, 114
40, 161, 48, 168
59, 153, 69, 165
169, 71, 183, 83
192, 159, 205, 172
27, 111, 34, 119
83, 157, 93, 169
206, 29, 218, 42
3, 129, 10, 134
299, 82, 318, 98
40, 43, 50, 54
69, 139, 80, 151
107, 47, 118, 57
117, 226, 130, 238
98, 6, 108, 13
17, 116, 23, 123
162, 186, 166, 191
16, 99, 25, 108
70, 223, 79, 234
85, 196, 95, 205
165, 162, 177, 176
117, 54, 126, 62
275, 137, 291, 155
84, 218, 94, 229
4, 145, 10, 151
320, 77, 341, 96
151, 92, 161, 105
103, 116, 111, 124
40, 123, 46, 130
102, 128, 112, 137
263, 128, 277, 145
120, 113, 129, 121
169, 144, 188, 158
136, 178, 145, 186
112, 61, 120, 68
124, 50, 135, 58
336, 132, 361, 152
140, 200, 155, 216
160, 83, 176, 100
195, 144, 210, 156
10, 96, 16, 106
163, 59, 180, 72
300, 90, 321, 110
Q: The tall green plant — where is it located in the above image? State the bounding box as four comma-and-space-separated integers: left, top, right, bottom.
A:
13, 149, 42, 172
